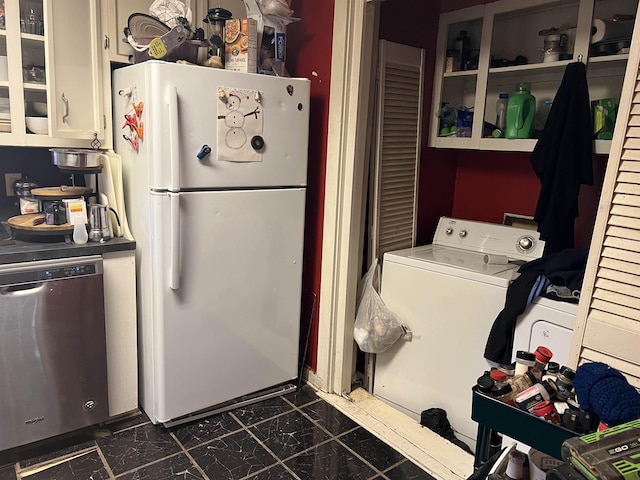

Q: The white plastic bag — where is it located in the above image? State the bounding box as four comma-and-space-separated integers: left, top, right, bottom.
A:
353, 259, 407, 354
258, 0, 293, 17
149, 0, 192, 28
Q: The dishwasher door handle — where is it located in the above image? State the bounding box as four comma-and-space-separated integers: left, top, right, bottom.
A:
0, 283, 45, 295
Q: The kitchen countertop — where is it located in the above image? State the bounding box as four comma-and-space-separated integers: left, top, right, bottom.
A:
0, 214, 136, 265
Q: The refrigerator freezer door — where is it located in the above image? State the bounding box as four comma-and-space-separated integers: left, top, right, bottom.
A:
112, 61, 310, 191
146, 188, 305, 422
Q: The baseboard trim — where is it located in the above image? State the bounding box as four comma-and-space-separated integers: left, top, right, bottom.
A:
316, 387, 473, 480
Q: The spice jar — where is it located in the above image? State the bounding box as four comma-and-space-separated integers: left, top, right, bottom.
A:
490, 369, 507, 386
476, 373, 494, 395
498, 362, 516, 379
445, 49, 460, 73
533, 400, 562, 425
507, 371, 537, 397
555, 366, 576, 401
533, 346, 553, 370
514, 350, 536, 375
491, 383, 515, 406
543, 362, 560, 382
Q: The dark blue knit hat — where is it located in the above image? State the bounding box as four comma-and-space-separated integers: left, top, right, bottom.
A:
574, 362, 640, 426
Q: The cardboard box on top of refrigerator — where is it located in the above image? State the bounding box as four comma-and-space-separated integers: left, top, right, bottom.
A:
244, 0, 292, 75
225, 18, 258, 73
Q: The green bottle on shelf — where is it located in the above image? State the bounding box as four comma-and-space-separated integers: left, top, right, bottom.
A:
505, 83, 536, 139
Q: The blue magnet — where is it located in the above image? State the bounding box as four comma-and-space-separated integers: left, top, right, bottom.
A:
197, 145, 211, 159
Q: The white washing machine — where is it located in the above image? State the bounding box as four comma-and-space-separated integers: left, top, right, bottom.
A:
511, 296, 578, 368
374, 217, 545, 450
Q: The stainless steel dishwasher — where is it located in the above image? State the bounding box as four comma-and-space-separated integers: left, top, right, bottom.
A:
0, 256, 109, 451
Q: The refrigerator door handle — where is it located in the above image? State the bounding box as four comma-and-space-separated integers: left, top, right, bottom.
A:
169, 192, 180, 290
167, 85, 180, 192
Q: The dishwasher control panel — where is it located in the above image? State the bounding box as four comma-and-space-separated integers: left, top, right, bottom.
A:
0, 257, 102, 286
43, 264, 97, 279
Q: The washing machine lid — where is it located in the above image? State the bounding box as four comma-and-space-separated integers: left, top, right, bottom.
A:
383, 245, 520, 287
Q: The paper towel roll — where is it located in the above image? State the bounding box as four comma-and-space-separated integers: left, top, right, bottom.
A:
591, 18, 634, 44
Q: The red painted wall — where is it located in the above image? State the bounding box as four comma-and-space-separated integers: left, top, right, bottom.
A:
287, 1, 334, 372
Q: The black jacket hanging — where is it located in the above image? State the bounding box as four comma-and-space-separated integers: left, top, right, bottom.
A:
530, 62, 594, 254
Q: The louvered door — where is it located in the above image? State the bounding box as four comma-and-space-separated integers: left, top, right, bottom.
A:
568, 6, 640, 388
369, 40, 425, 262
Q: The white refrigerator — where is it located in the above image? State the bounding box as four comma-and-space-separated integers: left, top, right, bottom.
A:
112, 61, 310, 425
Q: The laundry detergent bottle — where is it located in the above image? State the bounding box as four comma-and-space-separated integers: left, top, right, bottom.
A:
505, 83, 536, 139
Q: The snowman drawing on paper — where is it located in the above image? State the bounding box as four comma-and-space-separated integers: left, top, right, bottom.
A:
219, 91, 261, 150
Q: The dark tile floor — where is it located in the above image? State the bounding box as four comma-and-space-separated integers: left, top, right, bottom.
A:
0, 385, 437, 480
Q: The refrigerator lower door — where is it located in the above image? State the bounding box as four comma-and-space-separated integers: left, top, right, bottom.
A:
146, 188, 305, 423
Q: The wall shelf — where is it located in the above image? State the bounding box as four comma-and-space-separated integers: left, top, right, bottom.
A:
429, 0, 638, 156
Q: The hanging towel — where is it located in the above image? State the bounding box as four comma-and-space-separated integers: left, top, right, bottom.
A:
530, 62, 594, 254
484, 270, 548, 365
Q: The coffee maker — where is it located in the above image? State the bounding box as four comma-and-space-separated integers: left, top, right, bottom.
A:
89, 204, 111, 241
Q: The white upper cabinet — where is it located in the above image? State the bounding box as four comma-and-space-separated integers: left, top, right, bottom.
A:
0, 0, 107, 147
429, 0, 639, 154
102, 0, 156, 64
47, 0, 104, 142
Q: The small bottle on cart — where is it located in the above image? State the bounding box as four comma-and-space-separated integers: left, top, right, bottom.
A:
476, 373, 495, 395
555, 366, 576, 401
533, 400, 562, 425
498, 362, 516, 379
542, 362, 560, 382
514, 350, 536, 376
491, 383, 515, 406
490, 369, 508, 386
507, 370, 537, 397
531, 346, 553, 380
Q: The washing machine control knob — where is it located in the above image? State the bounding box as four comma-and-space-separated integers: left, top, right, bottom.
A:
459, 229, 468, 238
445, 227, 453, 235
518, 236, 534, 251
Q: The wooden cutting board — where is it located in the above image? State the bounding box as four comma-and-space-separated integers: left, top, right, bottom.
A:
31, 186, 92, 199
8, 214, 74, 234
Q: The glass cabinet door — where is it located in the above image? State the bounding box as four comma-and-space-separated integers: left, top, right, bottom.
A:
0, 0, 48, 139
20, 0, 48, 136
0, 8, 9, 134
0, 0, 105, 146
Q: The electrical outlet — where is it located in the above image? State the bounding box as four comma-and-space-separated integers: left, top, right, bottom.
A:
4, 173, 22, 197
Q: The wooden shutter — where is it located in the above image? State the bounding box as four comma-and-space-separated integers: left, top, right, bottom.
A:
568, 7, 640, 389
369, 40, 425, 262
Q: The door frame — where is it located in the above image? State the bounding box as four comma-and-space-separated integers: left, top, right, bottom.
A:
315, 0, 379, 395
